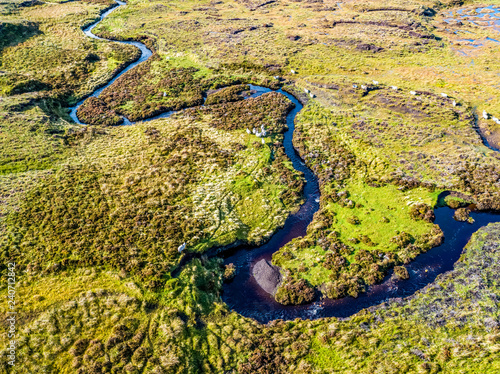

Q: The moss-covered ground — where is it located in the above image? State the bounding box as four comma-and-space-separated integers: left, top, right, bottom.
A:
272, 77, 500, 300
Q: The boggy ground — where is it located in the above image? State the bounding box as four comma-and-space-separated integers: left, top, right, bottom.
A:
0, 0, 138, 175
1, 223, 500, 373
271, 79, 500, 303
1, 94, 304, 289
1, 0, 500, 373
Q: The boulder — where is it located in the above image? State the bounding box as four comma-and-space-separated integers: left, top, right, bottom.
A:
252, 259, 282, 295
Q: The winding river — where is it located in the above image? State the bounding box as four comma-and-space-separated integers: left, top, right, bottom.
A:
70, 0, 500, 323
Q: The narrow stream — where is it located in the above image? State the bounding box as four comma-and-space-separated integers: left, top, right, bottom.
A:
69, 0, 152, 125
70, 0, 500, 324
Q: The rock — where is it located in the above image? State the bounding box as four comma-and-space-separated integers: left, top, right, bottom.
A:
356, 43, 384, 53
252, 259, 282, 295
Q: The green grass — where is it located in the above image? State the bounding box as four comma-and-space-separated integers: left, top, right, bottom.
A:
1, 0, 500, 372
0, 96, 80, 175
327, 182, 439, 253
3, 223, 500, 373
275, 182, 439, 287
1, 100, 303, 288
0, 0, 139, 103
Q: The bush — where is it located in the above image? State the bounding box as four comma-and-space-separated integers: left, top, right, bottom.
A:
390, 232, 414, 248
223, 263, 236, 280
409, 203, 435, 223
275, 279, 315, 305
394, 266, 409, 280
77, 97, 123, 126
453, 208, 474, 224
346, 216, 360, 225
205, 84, 248, 105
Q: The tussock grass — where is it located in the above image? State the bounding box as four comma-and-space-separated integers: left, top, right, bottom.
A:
1, 0, 500, 372
1, 100, 303, 288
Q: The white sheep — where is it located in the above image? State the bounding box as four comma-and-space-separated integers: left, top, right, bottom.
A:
372, 80, 379, 85
178, 243, 186, 253
483, 110, 489, 120
290, 69, 296, 74
246, 128, 251, 134
452, 100, 457, 107
410, 91, 417, 95
441, 93, 448, 98
361, 85, 367, 90
390, 86, 398, 90
304, 88, 310, 93
261, 138, 265, 144
252, 128, 257, 134
309, 93, 315, 98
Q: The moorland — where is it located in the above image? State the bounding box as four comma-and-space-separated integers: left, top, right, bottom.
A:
1, 0, 500, 372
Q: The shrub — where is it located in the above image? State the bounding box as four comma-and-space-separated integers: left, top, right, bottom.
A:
409, 203, 435, 223
205, 84, 248, 105
390, 232, 414, 248
76, 97, 123, 126
275, 279, 315, 305
394, 266, 409, 280
453, 208, 474, 224
346, 216, 360, 225
70, 339, 90, 357
223, 263, 236, 280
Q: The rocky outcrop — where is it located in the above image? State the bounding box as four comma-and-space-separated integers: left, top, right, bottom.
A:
252, 259, 282, 295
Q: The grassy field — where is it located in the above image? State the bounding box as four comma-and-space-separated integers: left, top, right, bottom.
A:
1, 0, 500, 372
271, 78, 500, 300
1, 96, 303, 289
1, 223, 500, 373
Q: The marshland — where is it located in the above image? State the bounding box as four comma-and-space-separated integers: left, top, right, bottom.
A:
1, 0, 500, 373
